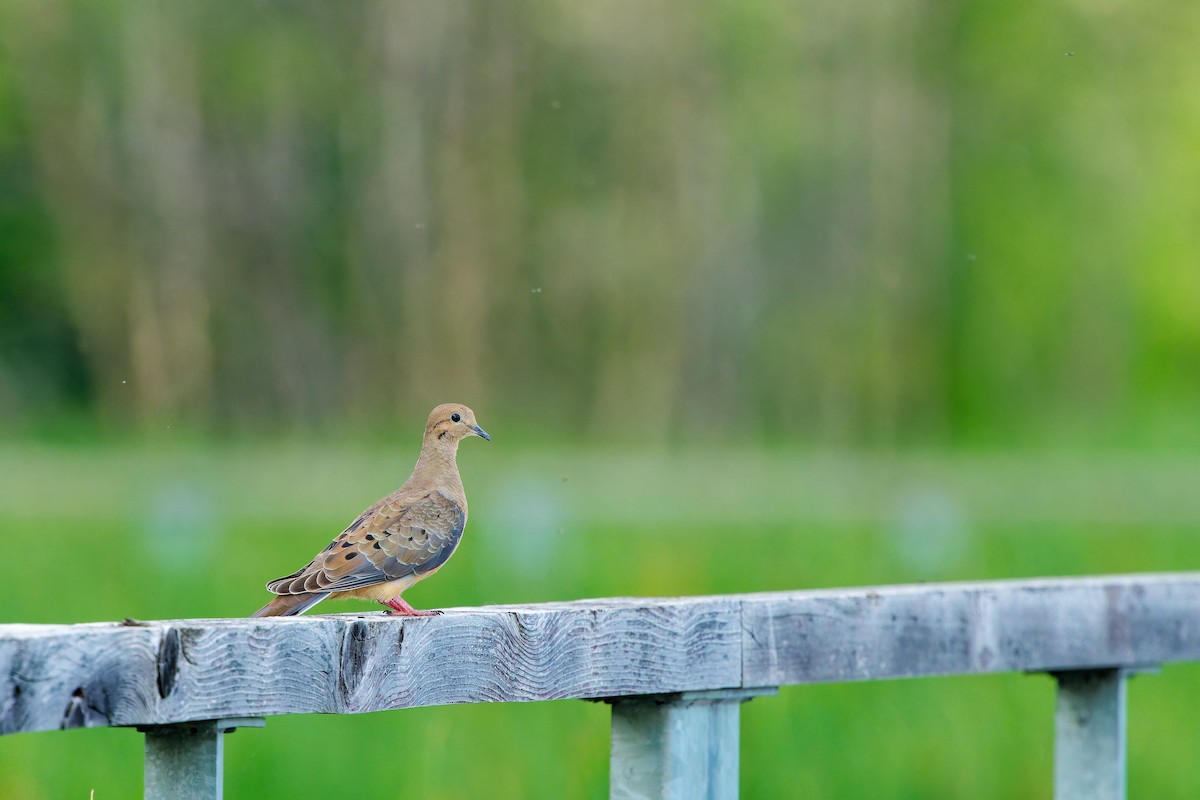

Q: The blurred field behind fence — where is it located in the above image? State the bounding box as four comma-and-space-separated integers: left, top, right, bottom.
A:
1, 0, 1199, 797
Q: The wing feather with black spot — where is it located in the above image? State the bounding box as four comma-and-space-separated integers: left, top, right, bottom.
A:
265, 490, 466, 596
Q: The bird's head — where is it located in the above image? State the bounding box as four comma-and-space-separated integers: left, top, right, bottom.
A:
425, 403, 491, 445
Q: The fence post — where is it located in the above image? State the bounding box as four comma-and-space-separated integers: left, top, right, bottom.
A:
608, 688, 775, 800
139, 717, 263, 800
1052, 669, 1128, 800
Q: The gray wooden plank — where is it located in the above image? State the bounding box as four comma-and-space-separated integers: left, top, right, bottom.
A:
143, 721, 226, 800
1053, 669, 1127, 800
741, 574, 1200, 686
3, 574, 1200, 736
0, 597, 742, 735
610, 694, 742, 800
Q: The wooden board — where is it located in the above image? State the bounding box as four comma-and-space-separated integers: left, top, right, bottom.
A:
740, 574, 1200, 686
1, 597, 741, 734
3, 574, 1199, 736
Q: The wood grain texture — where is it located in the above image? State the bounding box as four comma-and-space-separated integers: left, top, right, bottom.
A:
3, 574, 1199, 736
610, 692, 745, 800
741, 573, 1200, 686
0, 597, 741, 735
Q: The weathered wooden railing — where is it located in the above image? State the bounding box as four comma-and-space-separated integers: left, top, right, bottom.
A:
3, 573, 1199, 799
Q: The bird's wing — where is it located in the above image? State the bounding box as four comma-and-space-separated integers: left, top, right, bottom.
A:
266, 490, 466, 595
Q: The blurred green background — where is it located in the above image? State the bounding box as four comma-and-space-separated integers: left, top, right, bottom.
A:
1, 0, 1199, 797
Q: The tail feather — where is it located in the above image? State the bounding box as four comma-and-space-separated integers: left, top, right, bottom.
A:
251, 592, 331, 617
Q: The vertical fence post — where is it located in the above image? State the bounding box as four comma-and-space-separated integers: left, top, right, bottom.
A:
608, 688, 775, 800
139, 718, 263, 800
1052, 669, 1127, 800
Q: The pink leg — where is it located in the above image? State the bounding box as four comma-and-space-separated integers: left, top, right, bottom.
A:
382, 597, 442, 617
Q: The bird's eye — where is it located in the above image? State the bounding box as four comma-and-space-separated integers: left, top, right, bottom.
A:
450, 413, 461, 423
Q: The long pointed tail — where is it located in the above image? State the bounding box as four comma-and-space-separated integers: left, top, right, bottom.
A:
251, 592, 331, 617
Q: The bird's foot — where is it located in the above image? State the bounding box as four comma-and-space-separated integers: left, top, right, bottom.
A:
382, 597, 443, 617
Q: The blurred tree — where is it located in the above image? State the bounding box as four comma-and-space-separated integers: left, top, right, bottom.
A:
0, 0, 1196, 445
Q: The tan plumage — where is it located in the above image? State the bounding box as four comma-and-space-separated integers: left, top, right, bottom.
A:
252, 403, 490, 617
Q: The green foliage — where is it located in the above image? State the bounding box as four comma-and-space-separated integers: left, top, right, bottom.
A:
0, 0, 1196, 444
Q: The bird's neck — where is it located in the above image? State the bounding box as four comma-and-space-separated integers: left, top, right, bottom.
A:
410, 439, 464, 495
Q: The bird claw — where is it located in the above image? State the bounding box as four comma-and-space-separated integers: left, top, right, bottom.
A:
382, 597, 443, 616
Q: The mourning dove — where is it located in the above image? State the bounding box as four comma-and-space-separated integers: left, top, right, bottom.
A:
252, 403, 490, 617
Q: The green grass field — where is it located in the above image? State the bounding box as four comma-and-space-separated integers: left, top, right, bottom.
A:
2, 445, 1199, 798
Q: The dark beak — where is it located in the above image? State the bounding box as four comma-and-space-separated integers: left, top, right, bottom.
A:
470, 424, 491, 442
